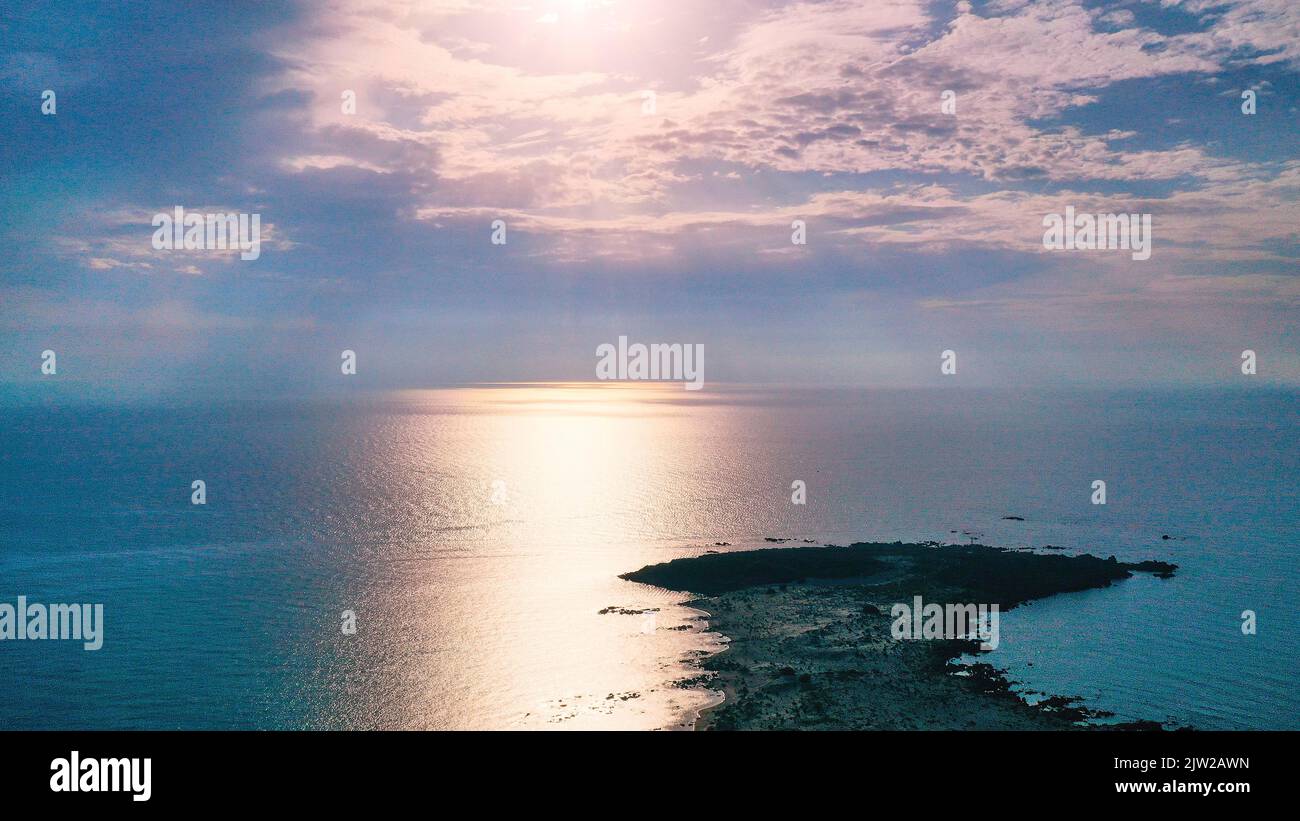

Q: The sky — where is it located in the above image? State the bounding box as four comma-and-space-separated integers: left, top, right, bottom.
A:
1, 0, 1297, 400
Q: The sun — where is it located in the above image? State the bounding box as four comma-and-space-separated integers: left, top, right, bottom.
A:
535, 0, 608, 25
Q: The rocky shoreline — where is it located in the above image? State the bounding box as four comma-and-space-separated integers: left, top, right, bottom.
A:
622, 542, 1177, 731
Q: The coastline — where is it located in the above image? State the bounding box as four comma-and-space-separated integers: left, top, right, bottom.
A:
624, 542, 1177, 731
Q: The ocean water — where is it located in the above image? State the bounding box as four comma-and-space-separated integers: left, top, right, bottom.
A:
0, 384, 1296, 729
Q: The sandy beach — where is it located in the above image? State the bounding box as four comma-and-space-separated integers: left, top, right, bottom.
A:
623, 543, 1178, 731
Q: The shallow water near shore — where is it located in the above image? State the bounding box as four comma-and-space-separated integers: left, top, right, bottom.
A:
1, 384, 1295, 729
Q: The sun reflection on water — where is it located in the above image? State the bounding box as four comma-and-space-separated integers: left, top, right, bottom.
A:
325, 383, 732, 729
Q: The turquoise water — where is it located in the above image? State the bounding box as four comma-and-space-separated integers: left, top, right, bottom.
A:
0, 385, 1295, 729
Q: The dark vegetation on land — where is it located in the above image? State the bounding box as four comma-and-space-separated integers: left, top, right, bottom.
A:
621, 541, 1177, 605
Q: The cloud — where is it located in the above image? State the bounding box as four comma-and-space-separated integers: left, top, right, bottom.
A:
1162, 0, 1300, 69
256, 0, 1296, 207
51, 205, 293, 276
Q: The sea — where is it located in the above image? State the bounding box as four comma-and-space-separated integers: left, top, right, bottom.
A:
1, 384, 1295, 729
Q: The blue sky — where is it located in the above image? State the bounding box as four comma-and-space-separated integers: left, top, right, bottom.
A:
1, 0, 1297, 400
